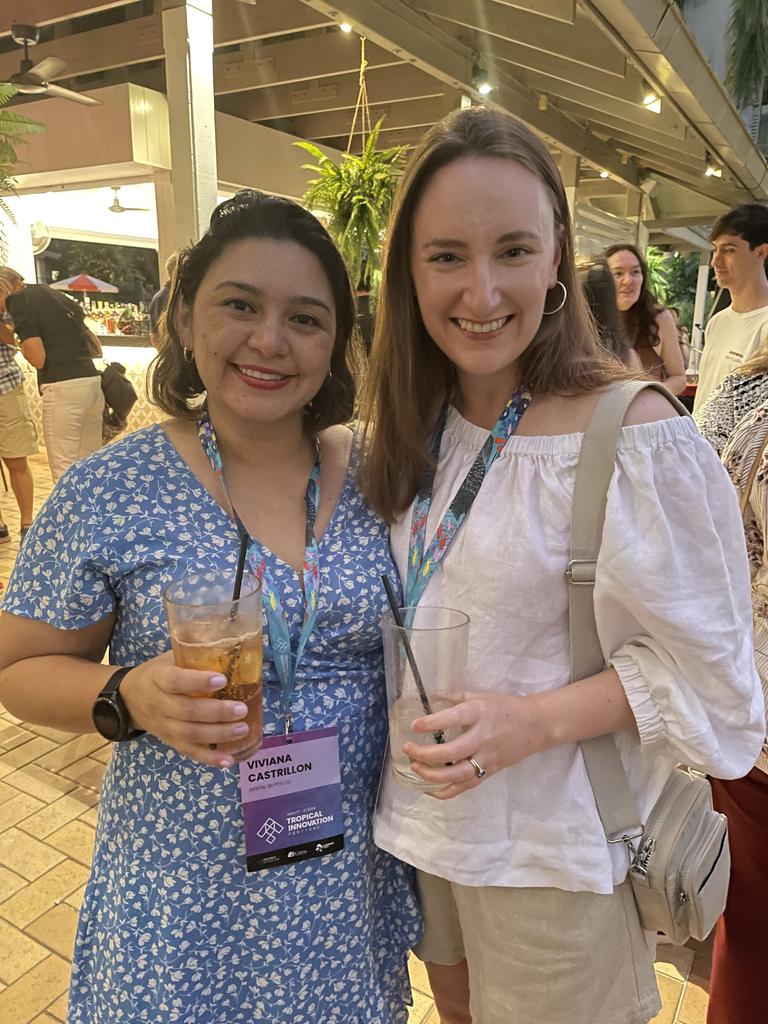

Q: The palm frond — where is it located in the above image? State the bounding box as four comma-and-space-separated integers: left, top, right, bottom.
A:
0, 85, 45, 260
725, 0, 768, 109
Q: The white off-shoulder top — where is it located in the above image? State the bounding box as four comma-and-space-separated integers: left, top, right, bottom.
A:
374, 407, 765, 893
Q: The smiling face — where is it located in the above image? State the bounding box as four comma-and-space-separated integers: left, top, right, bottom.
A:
176, 237, 336, 429
606, 248, 644, 311
710, 232, 768, 290
409, 156, 561, 397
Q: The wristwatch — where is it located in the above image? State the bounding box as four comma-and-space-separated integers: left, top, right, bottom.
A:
91, 667, 145, 742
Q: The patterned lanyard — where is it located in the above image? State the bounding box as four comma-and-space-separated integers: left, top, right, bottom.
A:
197, 412, 322, 734
406, 388, 531, 607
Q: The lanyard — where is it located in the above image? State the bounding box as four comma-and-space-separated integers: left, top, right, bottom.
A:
406, 388, 531, 606
197, 413, 322, 734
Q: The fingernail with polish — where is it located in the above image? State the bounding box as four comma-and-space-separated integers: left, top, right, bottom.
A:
232, 703, 248, 718
210, 675, 227, 689
232, 723, 249, 737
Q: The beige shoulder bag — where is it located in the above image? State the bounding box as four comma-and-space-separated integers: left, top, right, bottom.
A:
570, 380, 730, 945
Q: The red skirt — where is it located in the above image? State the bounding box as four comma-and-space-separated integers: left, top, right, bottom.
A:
707, 767, 768, 1024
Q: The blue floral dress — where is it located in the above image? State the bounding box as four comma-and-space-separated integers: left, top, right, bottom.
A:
2, 424, 421, 1024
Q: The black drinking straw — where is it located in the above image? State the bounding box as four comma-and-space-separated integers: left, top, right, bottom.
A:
230, 531, 249, 617
381, 575, 445, 745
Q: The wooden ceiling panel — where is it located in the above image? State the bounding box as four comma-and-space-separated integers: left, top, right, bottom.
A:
214, 34, 399, 95
218, 64, 436, 121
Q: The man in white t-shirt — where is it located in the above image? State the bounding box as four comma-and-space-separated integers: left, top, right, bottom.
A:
694, 204, 768, 411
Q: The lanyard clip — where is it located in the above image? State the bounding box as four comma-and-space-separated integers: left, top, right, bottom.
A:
284, 707, 293, 739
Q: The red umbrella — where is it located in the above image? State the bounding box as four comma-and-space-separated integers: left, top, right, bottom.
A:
51, 274, 119, 294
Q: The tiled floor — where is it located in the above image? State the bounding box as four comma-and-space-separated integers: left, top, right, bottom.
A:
0, 449, 712, 1024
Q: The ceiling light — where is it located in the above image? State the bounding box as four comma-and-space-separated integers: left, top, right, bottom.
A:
642, 84, 662, 114
340, 21, 353, 33
704, 150, 722, 177
538, 94, 549, 111
472, 64, 494, 96
599, 170, 610, 179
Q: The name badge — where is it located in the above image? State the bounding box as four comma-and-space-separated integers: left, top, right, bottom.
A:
238, 726, 344, 872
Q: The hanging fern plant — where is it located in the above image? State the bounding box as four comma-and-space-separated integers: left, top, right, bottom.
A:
0, 84, 44, 259
295, 119, 406, 292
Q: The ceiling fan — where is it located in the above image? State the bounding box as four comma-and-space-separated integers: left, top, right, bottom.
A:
4, 24, 101, 107
108, 187, 150, 214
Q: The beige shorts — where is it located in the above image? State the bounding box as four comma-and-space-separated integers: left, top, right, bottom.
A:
414, 869, 661, 1024
0, 385, 38, 459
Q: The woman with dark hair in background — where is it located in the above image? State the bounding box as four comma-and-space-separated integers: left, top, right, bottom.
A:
605, 243, 686, 394
577, 259, 640, 369
0, 190, 420, 1024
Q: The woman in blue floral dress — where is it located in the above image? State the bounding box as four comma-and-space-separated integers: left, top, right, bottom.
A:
0, 191, 420, 1023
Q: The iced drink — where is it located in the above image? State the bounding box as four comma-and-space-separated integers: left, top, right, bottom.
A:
164, 573, 264, 760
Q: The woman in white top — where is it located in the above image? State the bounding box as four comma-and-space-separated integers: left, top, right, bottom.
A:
358, 107, 763, 1024
605, 244, 686, 395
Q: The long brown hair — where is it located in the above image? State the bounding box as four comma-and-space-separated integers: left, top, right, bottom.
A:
358, 106, 627, 522
150, 190, 362, 432
604, 243, 662, 351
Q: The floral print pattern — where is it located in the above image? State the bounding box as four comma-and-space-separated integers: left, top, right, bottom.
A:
2, 424, 421, 1023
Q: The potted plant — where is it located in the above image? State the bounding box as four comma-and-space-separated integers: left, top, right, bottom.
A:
296, 120, 406, 344
0, 85, 44, 260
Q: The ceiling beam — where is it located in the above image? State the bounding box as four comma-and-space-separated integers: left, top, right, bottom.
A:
0, 1, 132, 37
645, 215, 719, 230
300, 0, 640, 188
578, 179, 628, 199
218, 65, 439, 122
214, 33, 399, 96
414, 0, 625, 77
0, 0, 331, 83
489, 0, 576, 22
288, 95, 451, 141
556, 98, 699, 154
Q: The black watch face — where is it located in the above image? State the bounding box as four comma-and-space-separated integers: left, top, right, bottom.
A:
92, 697, 124, 741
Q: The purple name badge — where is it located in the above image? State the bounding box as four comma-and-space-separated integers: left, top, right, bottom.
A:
238, 726, 344, 872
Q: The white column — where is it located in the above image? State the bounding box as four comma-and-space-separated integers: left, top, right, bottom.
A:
691, 250, 712, 371
560, 154, 580, 223
161, 0, 218, 248
154, 170, 177, 271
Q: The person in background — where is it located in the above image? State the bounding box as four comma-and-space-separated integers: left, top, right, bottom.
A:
0, 191, 419, 1024
0, 271, 36, 544
666, 305, 691, 368
605, 244, 686, 394
713, 404, 768, 1024
149, 251, 178, 346
577, 259, 640, 369
359, 105, 763, 1024
695, 339, 768, 455
694, 203, 768, 412
0, 267, 104, 483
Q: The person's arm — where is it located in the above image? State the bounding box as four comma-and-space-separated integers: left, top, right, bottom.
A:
0, 320, 16, 346
85, 327, 102, 359
19, 336, 46, 369
0, 612, 254, 769
655, 308, 686, 394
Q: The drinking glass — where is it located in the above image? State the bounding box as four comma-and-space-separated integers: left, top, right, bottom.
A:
381, 605, 469, 790
164, 571, 264, 759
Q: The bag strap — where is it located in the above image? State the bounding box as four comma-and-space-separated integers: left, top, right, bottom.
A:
739, 430, 768, 517
570, 380, 689, 848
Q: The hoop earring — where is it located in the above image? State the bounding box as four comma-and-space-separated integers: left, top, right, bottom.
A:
542, 280, 567, 315
182, 346, 194, 363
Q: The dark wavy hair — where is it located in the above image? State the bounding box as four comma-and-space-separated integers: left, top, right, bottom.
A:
604, 243, 661, 351
149, 189, 362, 432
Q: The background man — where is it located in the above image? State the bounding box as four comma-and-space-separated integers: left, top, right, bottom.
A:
694, 203, 768, 411
0, 267, 104, 483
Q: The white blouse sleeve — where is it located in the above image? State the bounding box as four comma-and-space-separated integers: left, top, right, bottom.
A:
594, 417, 765, 779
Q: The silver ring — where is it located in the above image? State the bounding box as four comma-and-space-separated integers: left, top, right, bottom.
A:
467, 756, 487, 780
